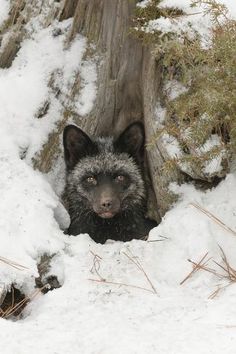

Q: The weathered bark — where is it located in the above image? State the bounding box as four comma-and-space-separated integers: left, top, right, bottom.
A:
0, 1, 61, 68
66, 0, 143, 137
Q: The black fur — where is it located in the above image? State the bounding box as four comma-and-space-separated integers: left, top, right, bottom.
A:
62, 122, 157, 244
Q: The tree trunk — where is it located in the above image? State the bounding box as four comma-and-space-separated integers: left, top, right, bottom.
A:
64, 0, 143, 137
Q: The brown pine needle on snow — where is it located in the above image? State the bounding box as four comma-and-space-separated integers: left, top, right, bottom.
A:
180, 252, 211, 285
0, 256, 29, 271
181, 246, 236, 299
1, 284, 48, 319
89, 251, 105, 281
88, 278, 154, 294
122, 250, 158, 294
190, 203, 236, 237
88, 249, 158, 295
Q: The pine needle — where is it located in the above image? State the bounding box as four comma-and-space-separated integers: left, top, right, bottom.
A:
1, 284, 48, 319
181, 246, 236, 298
190, 203, 236, 237
0, 256, 29, 271
180, 252, 210, 285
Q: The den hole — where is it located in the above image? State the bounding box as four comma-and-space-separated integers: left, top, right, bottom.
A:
0, 285, 27, 319
0, 254, 62, 321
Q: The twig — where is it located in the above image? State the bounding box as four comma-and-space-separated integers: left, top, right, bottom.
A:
90, 251, 102, 260
88, 278, 154, 294
2, 284, 48, 319
183, 246, 236, 298
89, 251, 104, 281
188, 258, 224, 279
122, 250, 158, 294
190, 203, 236, 237
148, 235, 169, 243
180, 252, 210, 285
218, 246, 236, 280
0, 256, 29, 271
88, 250, 158, 295
208, 282, 232, 299
217, 324, 236, 329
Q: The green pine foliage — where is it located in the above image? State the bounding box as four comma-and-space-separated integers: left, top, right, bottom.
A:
132, 0, 183, 43
133, 0, 236, 182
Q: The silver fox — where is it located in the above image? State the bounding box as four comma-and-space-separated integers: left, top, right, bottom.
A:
62, 122, 157, 244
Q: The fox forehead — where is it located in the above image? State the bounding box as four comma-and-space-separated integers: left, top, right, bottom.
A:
94, 136, 114, 152
71, 152, 140, 180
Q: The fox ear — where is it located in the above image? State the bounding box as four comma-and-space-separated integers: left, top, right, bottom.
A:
114, 122, 145, 162
63, 125, 96, 170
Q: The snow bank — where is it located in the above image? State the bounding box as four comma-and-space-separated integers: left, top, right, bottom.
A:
1, 174, 236, 353
0, 21, 96, 162
0, 15, 97, 294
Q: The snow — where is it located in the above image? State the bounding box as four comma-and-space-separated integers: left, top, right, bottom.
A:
0, 10, 96, 300
0, 0, 9, 27
75, 58, 97, 116
0, 19, 96, 162
137, 0, 152, 7
0, 2, 236, 354
138, 0, 236, 48
155, 104, 167, 125
162, 133, 183, 159
2, 174, 236, 353
198, 134, 225, 175
164, 80, 188, 101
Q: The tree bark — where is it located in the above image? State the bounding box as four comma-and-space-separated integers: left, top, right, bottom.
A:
65, 0, 143, 137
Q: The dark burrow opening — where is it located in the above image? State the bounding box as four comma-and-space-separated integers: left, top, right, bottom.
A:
0, 254, 62, 320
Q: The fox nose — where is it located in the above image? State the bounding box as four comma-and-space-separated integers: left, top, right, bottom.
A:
94, 195, 120, 218
101, 199, 113, 210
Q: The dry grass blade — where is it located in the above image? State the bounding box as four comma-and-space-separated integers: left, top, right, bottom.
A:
89, 251, 104, 281
2, 284, 48, 319
217, 324, 236, 328
88, 250, 157, 294
0, 256, 29, 271
180, 252, 210, 285
188, 258, 225, 279
208, 283, 232, 299
183, 246, 236, 298
88, 278, 154, 293
122, 250, 158, 294
190, 203, 236, 237
148, 235, 169, 243
218, 246, 236, 281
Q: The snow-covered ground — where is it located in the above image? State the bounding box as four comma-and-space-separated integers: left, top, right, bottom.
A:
0, 2, 236, 354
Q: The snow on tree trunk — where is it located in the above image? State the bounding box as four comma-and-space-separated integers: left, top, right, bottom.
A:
0, 0, 184, 217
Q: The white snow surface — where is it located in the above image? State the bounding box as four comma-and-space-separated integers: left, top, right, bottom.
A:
0, 0, 9, 26
138, 0, 236, 47
164, 80, 188, 101
1, 3, 236, 354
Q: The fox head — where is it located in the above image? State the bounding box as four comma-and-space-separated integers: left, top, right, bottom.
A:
63, 122, 146, 219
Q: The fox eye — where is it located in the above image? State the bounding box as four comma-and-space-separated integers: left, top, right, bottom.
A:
115, 175, 125, 182
86, 176, 97, 185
